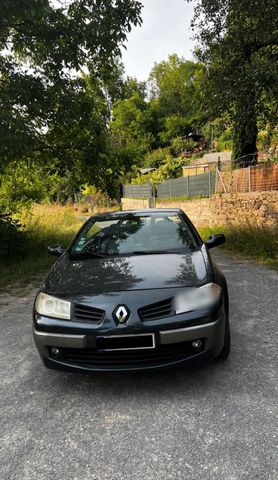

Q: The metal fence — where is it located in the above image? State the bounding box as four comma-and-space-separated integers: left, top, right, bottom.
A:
123, 172, 215, 199
157, 172, 215, 198
216, 151, 277, 170
122, 183, 153, 198
122, 162, 278, 199
216, 163, 278, 193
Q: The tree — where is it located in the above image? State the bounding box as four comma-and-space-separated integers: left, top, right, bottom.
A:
43, 75, 110, 187
121, 77, 147, 100
109, 91, 156, 172
159, 115, 192, 144
147, 55, 203, 149
190, 0, 278, 164
149, 54, 203, 122
0, 0, 143, 171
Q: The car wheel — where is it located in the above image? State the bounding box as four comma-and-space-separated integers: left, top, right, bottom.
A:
216, 311, 230, 360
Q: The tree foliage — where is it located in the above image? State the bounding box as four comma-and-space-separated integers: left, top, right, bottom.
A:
190, 0, 278, 162
108, 55, 203, 181
149, 54, 203, 122
0, 0, 142, 170
109, 90, 156, 171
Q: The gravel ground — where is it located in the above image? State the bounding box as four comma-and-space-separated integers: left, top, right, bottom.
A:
0, 251, 277, 480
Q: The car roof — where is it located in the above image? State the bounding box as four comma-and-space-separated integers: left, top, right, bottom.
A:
92, 208, 183, 218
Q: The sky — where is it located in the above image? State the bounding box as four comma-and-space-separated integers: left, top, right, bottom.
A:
121, 0, 196, 81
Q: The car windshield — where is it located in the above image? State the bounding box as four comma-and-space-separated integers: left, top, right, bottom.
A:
70, 213, 199, 257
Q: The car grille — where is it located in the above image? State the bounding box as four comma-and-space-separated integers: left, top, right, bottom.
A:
73, 304, 105, 324
138, 297, 173, 321
54, 341, 205, 369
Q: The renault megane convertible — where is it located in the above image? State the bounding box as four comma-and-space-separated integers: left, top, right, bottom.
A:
33, 209, 230, 372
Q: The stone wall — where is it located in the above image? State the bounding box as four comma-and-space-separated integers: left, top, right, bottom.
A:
209, 191, 278, 228
156, 197, 211, 227
121, 197, 155, 210
122, 191, 278, 228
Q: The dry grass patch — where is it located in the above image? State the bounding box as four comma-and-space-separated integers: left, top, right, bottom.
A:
199, 224, 278, 267
1, 204, 84, 293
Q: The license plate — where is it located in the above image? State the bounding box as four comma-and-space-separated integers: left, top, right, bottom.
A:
96, 333, 155, 351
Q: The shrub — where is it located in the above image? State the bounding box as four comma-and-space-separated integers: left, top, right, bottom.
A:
0, 215, 25, 262
216, 128, 233, 151
0, 205, 84, 291
131, 155, 184, 186
171, 137, 197, 154
143, 147, 172, 168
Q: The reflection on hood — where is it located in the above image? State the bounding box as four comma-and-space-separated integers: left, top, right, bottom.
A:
43, 251, 208, 295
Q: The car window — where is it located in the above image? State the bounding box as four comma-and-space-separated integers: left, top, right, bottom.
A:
72, 213, 198, 256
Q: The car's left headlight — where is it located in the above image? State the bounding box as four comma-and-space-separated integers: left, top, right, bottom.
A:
35, 292, 71, 320
174, 283, 222, 314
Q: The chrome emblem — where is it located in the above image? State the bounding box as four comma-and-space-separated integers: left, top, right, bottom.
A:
114, 305, 130, 324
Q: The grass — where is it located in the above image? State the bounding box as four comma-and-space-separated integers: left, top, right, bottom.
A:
198, 224, 278, 267
156, 195, 206, 202
0, 204, 83, 293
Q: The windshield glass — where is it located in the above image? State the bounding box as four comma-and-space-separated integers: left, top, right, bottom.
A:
71, 213, 198, 257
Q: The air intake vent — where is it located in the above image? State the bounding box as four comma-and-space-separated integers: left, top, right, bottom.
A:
138, 298, 173, 321
73, 304, 105, 324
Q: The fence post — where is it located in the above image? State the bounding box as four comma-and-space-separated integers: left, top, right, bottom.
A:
248, 166, 251, 192
169, 180, 172, 198
187, 176, 189, 196
150, 182, 155, 199
208, 170, 211, 197
216, 168, 227, 193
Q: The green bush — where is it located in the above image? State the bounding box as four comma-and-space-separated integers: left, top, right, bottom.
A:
143, 147, 172, 168
0, 160, 79, 212
131, 155, 183, 186
0, 205, 83, 291
171, 137, 197, 154
216, 128, 233, 151
0, 215, 25, 262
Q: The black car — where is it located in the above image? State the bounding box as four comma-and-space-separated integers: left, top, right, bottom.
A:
33, 208, 230, 372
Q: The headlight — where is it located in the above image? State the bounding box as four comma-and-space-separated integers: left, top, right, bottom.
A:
35, 292, 71, 320
174, 283, 222, 314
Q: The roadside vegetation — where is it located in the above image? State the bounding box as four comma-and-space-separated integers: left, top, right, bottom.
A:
0, 205, 83, 293
199, 225, 278, 267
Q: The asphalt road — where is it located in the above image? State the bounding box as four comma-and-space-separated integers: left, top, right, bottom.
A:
0, 251, 277, 480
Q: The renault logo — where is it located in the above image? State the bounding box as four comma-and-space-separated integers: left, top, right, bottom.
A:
113, 305, 130, 324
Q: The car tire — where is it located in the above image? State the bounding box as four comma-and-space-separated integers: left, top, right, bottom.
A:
216, 312, 230, 360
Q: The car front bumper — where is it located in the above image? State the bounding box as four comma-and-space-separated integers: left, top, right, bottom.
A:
33, 315, 226, 372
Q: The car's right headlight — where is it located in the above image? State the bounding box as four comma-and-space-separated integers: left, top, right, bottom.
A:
174, 283, 222, 314
35, 292, 71, 320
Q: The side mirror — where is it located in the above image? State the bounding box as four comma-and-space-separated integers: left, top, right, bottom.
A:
47, 245, 65, 257
206, 234, 226, 249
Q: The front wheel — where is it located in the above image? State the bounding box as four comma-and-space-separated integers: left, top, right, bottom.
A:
216, 312, 230, 360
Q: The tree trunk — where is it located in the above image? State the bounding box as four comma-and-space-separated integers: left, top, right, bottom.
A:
233, 92, 258, 167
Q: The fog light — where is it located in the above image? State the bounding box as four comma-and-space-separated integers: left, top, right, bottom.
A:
192, 340, 202, 349
51, 347, 60, 357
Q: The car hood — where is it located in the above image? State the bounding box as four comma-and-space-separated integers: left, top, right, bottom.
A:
43, 251, 208, 296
